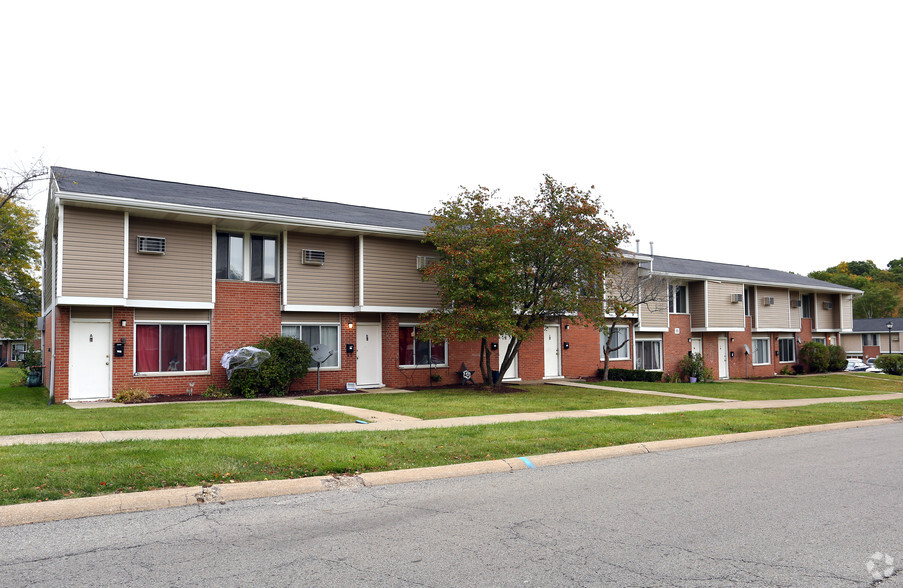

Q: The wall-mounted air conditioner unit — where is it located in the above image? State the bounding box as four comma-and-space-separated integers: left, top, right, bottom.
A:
763, 296, 775, 306
302, 249, 326, 265
416, 256, 438, 270
137, 236, 166, 254
823, 301, 833, 310
790, 299, 801, 308
730, 293, 743, 303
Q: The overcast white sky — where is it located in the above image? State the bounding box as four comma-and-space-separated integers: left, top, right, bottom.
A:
5, 1, 901, 275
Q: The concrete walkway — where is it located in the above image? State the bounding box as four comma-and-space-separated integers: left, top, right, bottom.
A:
2, 392, 901, 447
547, 379, 736, 402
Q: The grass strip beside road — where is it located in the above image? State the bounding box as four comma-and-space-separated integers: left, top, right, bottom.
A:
305, 384, 705, 419
2, 399, 902, 506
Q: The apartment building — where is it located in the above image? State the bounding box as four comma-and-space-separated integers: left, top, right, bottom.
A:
40, 167, 861, 402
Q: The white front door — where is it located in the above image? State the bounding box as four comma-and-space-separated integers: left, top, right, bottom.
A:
498, 334, 519, 380
543, 325, 561, 378
356, 324, 382, 387
691, 338, 703, 357
69, 320, 112, 400
718, 336, 730, 380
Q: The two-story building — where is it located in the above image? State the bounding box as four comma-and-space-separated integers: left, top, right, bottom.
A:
601, 253, 861, 379
841, 318, 902, 361
40, 167, 861, 402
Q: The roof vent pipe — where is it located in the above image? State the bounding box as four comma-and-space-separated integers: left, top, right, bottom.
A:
636, 239, 640, 253
649, 241, 654, 256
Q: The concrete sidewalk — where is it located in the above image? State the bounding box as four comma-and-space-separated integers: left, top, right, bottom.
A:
2, 392, 901, 447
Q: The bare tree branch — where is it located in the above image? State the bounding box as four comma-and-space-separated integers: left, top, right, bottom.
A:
0, 158, 48, 208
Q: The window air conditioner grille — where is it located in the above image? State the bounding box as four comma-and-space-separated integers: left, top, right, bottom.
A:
137, 236, 166, 254
416, 256, 438, 270
302, 250, 326, 265
763, 296, 775, 306
730, 293, 743, 303
790, 299, 801, 308
823, 301, 834, 310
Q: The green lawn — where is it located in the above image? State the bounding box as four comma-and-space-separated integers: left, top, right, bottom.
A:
3, 399, 902, 505
305, 384, 706, 419
0, 368, 356, 436
591, 373, 902, 401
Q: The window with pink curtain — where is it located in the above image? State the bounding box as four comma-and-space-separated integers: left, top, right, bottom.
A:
185, 325, 207, 371
398, 326, 415, 365
136, 325, 160, 372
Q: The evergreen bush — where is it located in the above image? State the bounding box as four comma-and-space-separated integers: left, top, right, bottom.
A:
228, 336, 311, 398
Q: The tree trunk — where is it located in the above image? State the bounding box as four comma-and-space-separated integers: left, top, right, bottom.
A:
479, 337, 493, 386
493, 338, 522, 392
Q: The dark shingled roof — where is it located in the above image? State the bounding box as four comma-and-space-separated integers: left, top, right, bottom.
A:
652, 254, 862, 294
52, 167, 431, 233
852, 318, 901, 333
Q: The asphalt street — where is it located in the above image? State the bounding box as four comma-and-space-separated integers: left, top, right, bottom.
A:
1, 423, 901, 587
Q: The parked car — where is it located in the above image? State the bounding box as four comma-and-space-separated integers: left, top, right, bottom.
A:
865, 358, 884, 373
845, 359, 868, 372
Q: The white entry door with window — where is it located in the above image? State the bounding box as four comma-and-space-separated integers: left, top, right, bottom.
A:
543, 325, 561, 378
355, 324, 382, 387
718, 336, 730, 380
69, 320, 112, 400
498, 334, 519, 380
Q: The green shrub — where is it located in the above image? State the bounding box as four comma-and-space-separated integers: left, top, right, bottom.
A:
17, 347, 42, 383
597, 368, 663, 382
676, 353, 713, 382
228, 336, 312, 398
113, 388, 150, 403
826, 345, 847, 372
875, 354, 903, 376
203, 385, 233, 399
799, 341, 829, 373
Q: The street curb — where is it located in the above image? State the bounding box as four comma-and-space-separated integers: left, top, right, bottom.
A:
0, 417, 897, 527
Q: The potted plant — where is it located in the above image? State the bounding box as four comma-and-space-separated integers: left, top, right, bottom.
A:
677, 353, 711, 383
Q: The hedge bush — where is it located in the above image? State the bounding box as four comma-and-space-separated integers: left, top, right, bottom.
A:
826, 345, 847, 372
799, 342, 829, 373
597, 368, 663, 382
875, 354, 903, 376
227, 336, 312, 398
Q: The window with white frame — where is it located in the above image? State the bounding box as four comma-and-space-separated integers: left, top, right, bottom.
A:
12, 343, 26, 362
744, 287, 753, 317
136, 323, 209, 373
668, 284, 688, 314
862, 334, 879, 346
602, 326, 629, 360
282, 324, 339, 368
801, 294, 813, 319
778, 338, 795, 363
216, 232, 278, 282
398, 326, 447, 367
812, 337, 826, 346
752, 338, 770, 365
635, 339, 662, 370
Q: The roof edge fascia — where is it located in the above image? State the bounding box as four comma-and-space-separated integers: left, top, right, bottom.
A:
55, 190, 426, 238
651, 270, 862, 295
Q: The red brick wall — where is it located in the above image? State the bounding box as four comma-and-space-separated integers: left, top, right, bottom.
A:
863, 345, 881, 361
52, 307, 70, 402
561, 319, 602, 378
662, 315, 692, 375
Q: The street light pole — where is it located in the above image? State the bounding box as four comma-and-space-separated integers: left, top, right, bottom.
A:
887, 321, 894, 354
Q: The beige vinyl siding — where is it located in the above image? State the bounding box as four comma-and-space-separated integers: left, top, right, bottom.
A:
814, 293, 839, 330
707, 282, 745, 329
281, 312, 339, 323
841, 294, 854, 330
689, 281, 705, 329
135, 309, 210, 322
128, 217, 212, 302
71, 307, 113, 319
639, 295, 668, 329
756, 287, 790, 329
61, 206, 124, 298
286, 233, 356, 306
42, 229, 53, 310
789, 290, 801, 326
840, 333, 861, 352
362, 237, 439, 308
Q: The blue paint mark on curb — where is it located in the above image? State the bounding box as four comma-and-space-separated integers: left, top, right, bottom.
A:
356, 420, 369, 424
518, 457, 535, 469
